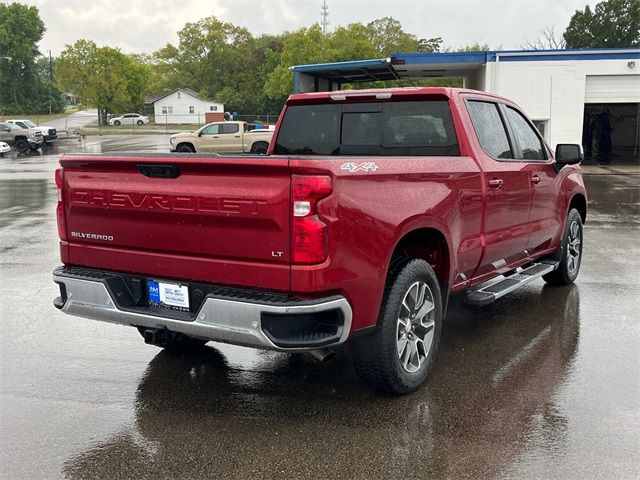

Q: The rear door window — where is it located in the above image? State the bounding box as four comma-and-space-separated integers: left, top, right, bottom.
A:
274, 100, 459, 156
220, 124, 239, 134
466, 101, 513, 160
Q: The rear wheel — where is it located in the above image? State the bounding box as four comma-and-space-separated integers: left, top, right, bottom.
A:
351, 258, 442, 394
543, 208, 583, 285
14, 138, 29, 153
250, 142, 268, 154
137, 327, 208, 351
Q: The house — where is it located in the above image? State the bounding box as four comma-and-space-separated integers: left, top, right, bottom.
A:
152, 88, 224, 125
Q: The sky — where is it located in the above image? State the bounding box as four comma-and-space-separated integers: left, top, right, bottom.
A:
10, 0, 600, 56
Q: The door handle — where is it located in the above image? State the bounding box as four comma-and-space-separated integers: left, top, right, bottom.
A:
531, 175, 541, 184
234, 135, 241, 138
488, 178, 503, 188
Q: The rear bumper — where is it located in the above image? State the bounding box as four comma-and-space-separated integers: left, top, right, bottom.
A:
53, 266, 352, 351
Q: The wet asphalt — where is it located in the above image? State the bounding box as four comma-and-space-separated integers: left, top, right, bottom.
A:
0, 137, 639, 479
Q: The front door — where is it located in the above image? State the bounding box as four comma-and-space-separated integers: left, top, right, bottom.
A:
198, 124, 224, 152
464, 99, 532, 280
502, 105, 563, 254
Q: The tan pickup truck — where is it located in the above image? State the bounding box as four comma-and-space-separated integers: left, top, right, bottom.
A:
169, 121, 274, 154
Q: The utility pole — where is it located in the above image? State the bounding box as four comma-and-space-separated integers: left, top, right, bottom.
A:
48, 50, 53, 115
321, 0, 329, 35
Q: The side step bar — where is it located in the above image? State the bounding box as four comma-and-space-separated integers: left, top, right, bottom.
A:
465, 261, 558, 306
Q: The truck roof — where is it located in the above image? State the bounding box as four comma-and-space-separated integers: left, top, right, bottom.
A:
287, 87, 507, 104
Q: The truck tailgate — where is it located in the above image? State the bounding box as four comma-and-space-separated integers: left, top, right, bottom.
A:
59, 154, 291, 291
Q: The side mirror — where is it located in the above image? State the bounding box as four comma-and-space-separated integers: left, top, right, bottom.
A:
555, 144, 583, 167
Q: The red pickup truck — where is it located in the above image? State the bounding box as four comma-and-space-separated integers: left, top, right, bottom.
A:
53, 88, 586, 394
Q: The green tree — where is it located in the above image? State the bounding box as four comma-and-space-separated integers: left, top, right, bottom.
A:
564, 0, 640, 48
264, 24, 327, 101
56, 40, 150, 124
366, 17, 441, 55
0, 3, 62, 114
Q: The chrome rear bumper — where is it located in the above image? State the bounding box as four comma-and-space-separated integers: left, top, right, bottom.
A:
53, 267, 352, 351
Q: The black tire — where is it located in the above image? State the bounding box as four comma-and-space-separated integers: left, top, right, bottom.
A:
14, 138, 29, 153
351, 258, 442, 394
137, 327, 208, 351
176, 143, 195, 153
30, 144, 39, 151
113, 120, 121, 126
136, 120, 144, 126
250, 142, 268, 154
543, 208, 583, 285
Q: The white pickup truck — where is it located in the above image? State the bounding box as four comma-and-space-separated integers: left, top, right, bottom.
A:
6, 119, 58, 144
169, 121, 274, 154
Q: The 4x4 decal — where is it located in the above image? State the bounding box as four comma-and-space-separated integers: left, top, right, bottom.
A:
340, 162, 379, 173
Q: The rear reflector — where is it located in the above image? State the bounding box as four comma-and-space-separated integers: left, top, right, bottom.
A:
55, 168, 67, 241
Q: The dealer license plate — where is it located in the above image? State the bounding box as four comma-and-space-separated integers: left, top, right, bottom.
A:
147, 280, 190, 311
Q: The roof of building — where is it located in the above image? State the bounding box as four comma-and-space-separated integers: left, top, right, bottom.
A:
151, 88, 220, 104
291, 48, 640, 89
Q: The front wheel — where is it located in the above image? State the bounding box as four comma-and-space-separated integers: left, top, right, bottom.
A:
176, 143, 195, 153
351, 258, 442, 394
14, 139, 29, 153
136, 120, 144, 126
113, 120, 121, 126
543, 208, 583, 285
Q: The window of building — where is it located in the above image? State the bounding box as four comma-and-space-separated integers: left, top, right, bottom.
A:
210, 105, 218, 112
161, 106, 173, 115
466, 101, 513, 160
177, 92, 181, 99
532, 120, 548, 140
189, 106, 195, 114
505, 107, 546, 160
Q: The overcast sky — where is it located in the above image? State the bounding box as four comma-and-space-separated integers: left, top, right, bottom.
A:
14, 0, 599, 56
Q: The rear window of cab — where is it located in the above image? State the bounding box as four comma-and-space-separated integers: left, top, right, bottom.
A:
274, 100, 460, 156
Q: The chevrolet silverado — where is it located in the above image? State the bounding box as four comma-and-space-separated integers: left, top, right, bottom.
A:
169, 121, 273, 154
52, 88, 586, 394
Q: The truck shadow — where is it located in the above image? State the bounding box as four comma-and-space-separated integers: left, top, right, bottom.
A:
63, 284, 580, 479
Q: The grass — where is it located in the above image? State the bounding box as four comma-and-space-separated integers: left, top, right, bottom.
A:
0, 112, 67, 124
0, 106, 82, 125
81, 124, 200, 136
81, 123, 203, 136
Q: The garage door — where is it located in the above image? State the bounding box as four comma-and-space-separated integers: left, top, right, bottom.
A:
585, 75, 640, 103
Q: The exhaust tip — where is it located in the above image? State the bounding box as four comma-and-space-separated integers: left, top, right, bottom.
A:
309, 348, 335, 363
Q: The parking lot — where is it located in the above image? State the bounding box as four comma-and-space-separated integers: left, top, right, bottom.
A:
0, 136, 638, 479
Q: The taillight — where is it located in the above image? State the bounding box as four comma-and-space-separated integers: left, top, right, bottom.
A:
55, 168, 67, 241
292, 175, 332, 264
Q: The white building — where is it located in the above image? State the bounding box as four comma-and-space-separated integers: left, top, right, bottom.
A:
152, 88, 224, 125
292, 49, 640, 164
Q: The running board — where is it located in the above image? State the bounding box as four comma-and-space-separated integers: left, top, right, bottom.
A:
464, 261, 558, 307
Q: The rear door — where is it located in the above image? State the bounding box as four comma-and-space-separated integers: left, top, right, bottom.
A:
464, 98, 532, 279
61, 154, 291, 291
218, 123, 242, 152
